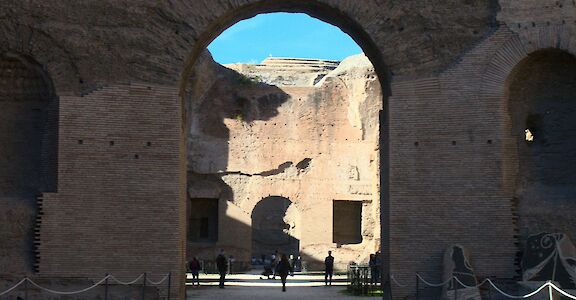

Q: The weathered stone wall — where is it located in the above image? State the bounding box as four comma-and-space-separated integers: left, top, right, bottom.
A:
0, 53, 56, 275
0, 0, 574, 299
507, 50, 576, 248
186, 53, 382, 270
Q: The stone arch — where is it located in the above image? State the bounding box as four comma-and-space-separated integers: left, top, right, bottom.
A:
0, 52, 59, 195
0, 51, 58, 274
479, 24, 576, 100
178, 0, 392, 129
251, 196, 300, 258
180, 1, 392, 295
0, 22, 82, 96
476, 24, 576, 274
505, 48, 576, 248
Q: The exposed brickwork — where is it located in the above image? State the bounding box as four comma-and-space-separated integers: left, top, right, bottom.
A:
37, 83, 186, 297
0, 1, 574, 299
0, 54, 56, 275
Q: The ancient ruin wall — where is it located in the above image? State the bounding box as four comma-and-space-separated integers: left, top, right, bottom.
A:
186, 53, 382, 269
1, 1, 575, 299
0, 54, 57, 274
507, 49, 576, 247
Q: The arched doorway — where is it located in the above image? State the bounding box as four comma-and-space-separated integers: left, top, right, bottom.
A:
180, 2, 391, 297
506, 48, 576, 250
0, 52, 58, 274
251, 196, 300, 259
185, 12, 385, 269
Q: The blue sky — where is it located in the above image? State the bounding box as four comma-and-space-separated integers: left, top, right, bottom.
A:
207, 13, 363, 64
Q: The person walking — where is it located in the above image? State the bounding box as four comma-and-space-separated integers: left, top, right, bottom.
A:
189, 257, 201, 287
276, 254, 293, 292
324, 250, 335, 286
216, 249, 228, 289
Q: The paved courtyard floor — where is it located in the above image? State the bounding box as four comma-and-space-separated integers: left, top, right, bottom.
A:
186, 285, 361, 299
185, 273, 373, 299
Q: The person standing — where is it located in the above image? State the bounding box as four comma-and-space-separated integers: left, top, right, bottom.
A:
228, 255, 235, 275
270, 250, 279, 279
324, 250, 335, 286
276, 254, 293, 292
373, 251, 382, 285
216, 249, 228, 288
369, 253, 379, 285
189, 257, 201, 287
288, 254, 295, 276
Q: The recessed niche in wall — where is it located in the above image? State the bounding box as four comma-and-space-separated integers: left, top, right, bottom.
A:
189, 198, 219, 243
333, 200, 363, 245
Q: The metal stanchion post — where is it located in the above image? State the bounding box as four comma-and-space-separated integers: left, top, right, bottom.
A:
167, 273, 171, 300
142, 273, 147, 300
24, 277, 29, 300
416, 274, 419, 300
453, 277, 457, 300
104, 274, 109, 300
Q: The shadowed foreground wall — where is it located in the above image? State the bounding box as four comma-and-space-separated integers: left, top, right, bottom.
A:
507, 50, 576, 248
0, 54, 57, 275
0, 0, 574, 299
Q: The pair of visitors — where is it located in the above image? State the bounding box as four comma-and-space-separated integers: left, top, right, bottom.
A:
216, 249, 228, 288
369, 251, 382, 285
325, 251, 335, 286
188, 257, 201, 286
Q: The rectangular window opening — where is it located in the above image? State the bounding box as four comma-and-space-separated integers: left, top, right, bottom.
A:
189, 198, 219, 243
333, 200, 363, 245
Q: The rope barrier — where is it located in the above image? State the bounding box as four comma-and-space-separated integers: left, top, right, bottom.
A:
413, 274, 576, 299
0, 278, 26, 297
26, 276, 111, 295
390, 275, 408, 287
0, 273, 171, 297
486, 279, 549, 299
550, 282, 576, 300
416, 273, 453, 287
0, 271, 574, 299
146, 274, 169, 285
453, 276, 490, 289
109, 274, 144, 285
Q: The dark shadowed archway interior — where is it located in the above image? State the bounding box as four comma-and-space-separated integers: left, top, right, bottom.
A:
0, 53, 58, 273
251, 196, 300, 259
508, 49, 576, 247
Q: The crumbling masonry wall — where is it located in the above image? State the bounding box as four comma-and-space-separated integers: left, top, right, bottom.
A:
506, 49, 576, 248
0, 1, 574, 299
0, 54, 57, 275
186, 53, 382, 270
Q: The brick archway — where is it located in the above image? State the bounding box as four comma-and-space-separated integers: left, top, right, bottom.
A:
179, 2, 392, 298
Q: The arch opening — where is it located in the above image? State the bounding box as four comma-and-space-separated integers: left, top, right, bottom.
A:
251, 196, 300, 260
507, 48, 576, 250
0, 52, 58, 274
184, 9, 387, 276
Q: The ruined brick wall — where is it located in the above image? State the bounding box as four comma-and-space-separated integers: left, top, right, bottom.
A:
1, 0, 574, 299
186, 53, 382, 270
37, 84, 185, 289
0, 54, 56, 274
507, 50, 576, 248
